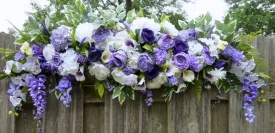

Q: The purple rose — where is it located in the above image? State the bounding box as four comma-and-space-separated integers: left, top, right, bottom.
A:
189, 55, 203, 72
137, 53, 155, 72
123, 67, 135, 75
172, 39, 189, 54
32, 45, 43, 56
141, 28, 155, 43
14, 52, 25, 61
77, 53, 87, 64
88, 46, 103, 62
155, 50, 168, 65
145, 65, 160, 80
93, 28, 110, 43
201, 46, 215, 65
111, 51, 127, 68
157, 34, 175, 50
213, 60, 227, 69
173, 52, 189, 70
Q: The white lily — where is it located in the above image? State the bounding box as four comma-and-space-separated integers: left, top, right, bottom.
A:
182, 70, 195, 82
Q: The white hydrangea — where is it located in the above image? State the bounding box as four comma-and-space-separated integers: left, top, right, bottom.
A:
205, 68, 227, 83
187, 40, 203, 55
59, 49, 79, 75
131, 17, 160, 35
88, 63, 110, 81
161, 21, 179, 36
43, 44, 56, 62
147, 72, 167, 89
75, 22, 100, 43
126, 51, 140, 69
111, 68, 138, 86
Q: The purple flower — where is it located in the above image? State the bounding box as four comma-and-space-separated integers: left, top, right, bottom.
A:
201, 46, 215, 65
177, 29, 199, 42
189, 55, 203, 72
141, 28, 155, 43
105, 80, 115, 92
157, 34, 175, 50
213, 60, 227, 69
51, 54, 62, 67
77, 53, 87, 64
57, 78, 71, 92
155, 50, 168, 65
88, 46, 103, 62
111, 51, 127, 68
123, 67, 135, 75
173, 52, 189, 70
137, 53, 155, 72
222, 45, 244, 63
93, 28, 110, 43
7, 82, 20, 95
50, 26, 72, 52
125, 40, 135, 47
143, 90, 153, 106
14, 52, 25, 61
145, 65, 160, 80
57, 76, 72, 107
32, 45, 43, 56
172, 39, 189, 54
167, 76, 179, 85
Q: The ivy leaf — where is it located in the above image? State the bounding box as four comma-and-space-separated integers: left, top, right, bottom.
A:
98, 83, 105, 99
257, 72, 271, 79
112, 86, 123, 99
178, 20, 187, 30
124, 86, 135, 100
142, 44, 153, 52
119, 91, 126, 105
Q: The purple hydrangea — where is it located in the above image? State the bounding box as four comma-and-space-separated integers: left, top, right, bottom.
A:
137, 53, 155, 72
201, 46, 215, 65
14, 52, 25, 61
93, 28, 110, 43
123, 67, 135, 75
145, 65, 160, 80
155, 50, 168, 65
177, 29, 199, 42
157, 34, 175, 50
26, 75, 47, 120
141, 28, 155, 43
56, 76, 72, 107
167, 76, 179, 85
172, 39, 189, 54
222, 45, 244, 63
173, 52, 189, 70
189, 55, 203, 72
111, 51, 127, 68
88, 46, 103, 62
50, 26, 72, 52
32, 45, 43, 56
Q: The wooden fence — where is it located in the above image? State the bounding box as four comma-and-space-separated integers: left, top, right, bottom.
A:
0, 32, 274, 133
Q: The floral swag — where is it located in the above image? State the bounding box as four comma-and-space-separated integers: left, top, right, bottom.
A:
1, 0, 269, 124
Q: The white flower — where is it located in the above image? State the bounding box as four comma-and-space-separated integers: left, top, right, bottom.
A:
205, 68, 227, 83
211, 34, 228, 50
11, 76, 25, 86
9, 96, 22, 107
147, 72, 167, 89
188, 40, 203, 55
75, 66, 85, 81
59, 49, 79, 75
89, 63, 110, 81
230, 63, 245, 77
161, 21, 179, 36
199, 38, 220, 58
13, 62, 23, 73
101, 50, 112, 63
4, 60, 14, 75
111, 68, 138, 86
43, 44, 56, 62
133, 78, 146, 90
20, 42, 33, 56
166, 62, 181, 78
131, 17, 160, 34
182, 70, 195, 82
126, 51, 140, 69
242, 59, 256, 72
23, 57, 41, 75
13, 90, 26, 101
75, 22, 100, 43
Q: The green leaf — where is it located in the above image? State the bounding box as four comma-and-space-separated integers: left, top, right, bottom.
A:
135, 29, 140, 41
28, 16, 40, 29
15, 37, 26, 45
112, 86, 123, 99
257, 72, 271, 79
193, 79, 202, 101
205, 12, 212, 23
119, 91, 126, 105
55, 90, 62, 99
0, 48, 17, 55
178, 20, 187, 30
142, 44, 153, 52
161, 14, 169, 22
21, 86, 28, 93
151, 13, 159, 23
0, 74, 9, 80
124, 87, 135, 100
7, 20, 31, 40
98, 83, 105, 99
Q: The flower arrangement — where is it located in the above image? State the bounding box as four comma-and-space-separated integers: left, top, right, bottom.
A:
1, 1, 269, 124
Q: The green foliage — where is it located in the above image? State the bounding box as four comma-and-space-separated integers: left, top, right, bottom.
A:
193, 79, 202, 101
0, 48, 17, 55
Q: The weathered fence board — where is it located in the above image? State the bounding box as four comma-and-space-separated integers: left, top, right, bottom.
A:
0, 32, 275, 133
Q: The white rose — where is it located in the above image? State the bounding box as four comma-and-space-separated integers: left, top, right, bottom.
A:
111, 68, 138, 86
89, 63, 110, 81
162, 21, 179, 36
43, 44, 56, 62
126, 51, 140, 69
75, 22, 100, 43
147, 72, 167, 89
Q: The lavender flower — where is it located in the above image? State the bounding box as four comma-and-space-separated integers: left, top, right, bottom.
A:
145, 65, 160, 80
93, 28, 110, 43
123, 67, 135, 75
155, 50, 168, 65
172, 39, 189, 54
26, 75, 47, 120
157, 34, 175, 50
50, 26, 72, 52
173, 52, 189, 70
201, 46, 215, 65
141, 28, 155, 43
144, 90, 153, 106
177, 29, 199, 42
14, 52, 25, 61
213, 60, 227, 69
222, 45, 244, 63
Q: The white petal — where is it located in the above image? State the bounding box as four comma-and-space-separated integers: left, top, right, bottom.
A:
9, 96, 22, 107
12, 90, 22, 97
133, 78, 146, 90
4, 60, 15, 75
182, 70, 195, 82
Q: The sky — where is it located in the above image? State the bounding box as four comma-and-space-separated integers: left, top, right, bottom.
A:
0, 0, 229, 33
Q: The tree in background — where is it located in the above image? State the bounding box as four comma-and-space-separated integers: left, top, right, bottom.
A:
227, 0, 275, 35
